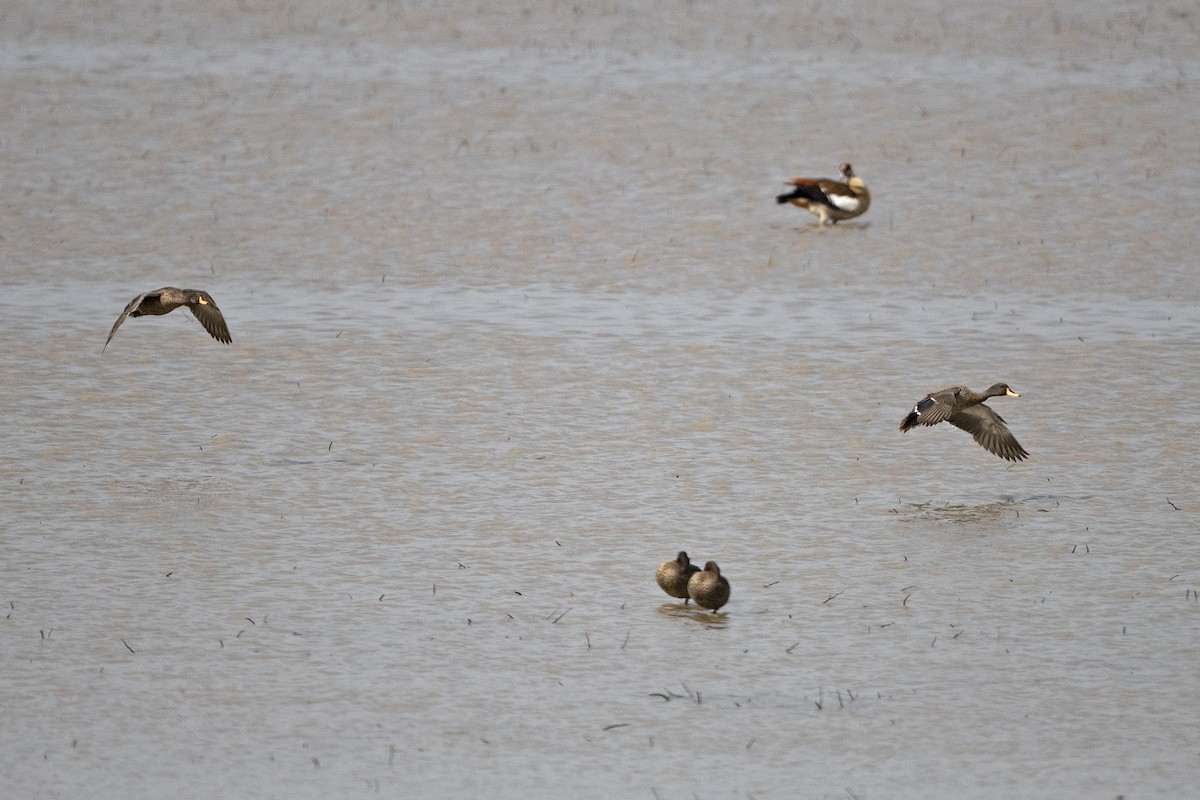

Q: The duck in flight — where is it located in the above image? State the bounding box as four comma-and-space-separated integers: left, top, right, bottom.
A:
104, 287, 232, 351
899, 383, 1029, 461
776, 162, 870, 225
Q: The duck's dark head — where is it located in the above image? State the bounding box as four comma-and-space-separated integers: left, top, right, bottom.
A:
676, 551, 691, 566
702, 561, 721, 575
839, 162, 854, 180
987, 383, 1020, 398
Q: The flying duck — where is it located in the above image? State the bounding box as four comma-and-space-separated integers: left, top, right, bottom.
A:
776, 162, 870, 225
899, 383, 1029, 461
687, 561, 731, 612
104, 287, 232, 351
656, 551, 701, 603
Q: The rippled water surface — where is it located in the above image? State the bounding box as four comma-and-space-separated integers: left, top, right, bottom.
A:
2, 2, 1199, 798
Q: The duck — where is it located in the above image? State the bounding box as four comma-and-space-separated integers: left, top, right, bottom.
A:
104, 287, 232, 351
776, 162, 870, 225
899, 383, 1029, 461
656, 551, 701, 603
687, 561, 730, 612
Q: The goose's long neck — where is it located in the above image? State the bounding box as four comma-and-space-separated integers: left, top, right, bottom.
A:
848, 178, 870, 209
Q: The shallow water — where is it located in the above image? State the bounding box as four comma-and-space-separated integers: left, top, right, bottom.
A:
2, 3, 1199, 798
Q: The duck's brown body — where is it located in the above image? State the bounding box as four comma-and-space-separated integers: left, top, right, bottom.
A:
104, 287, 232, 350
656, 551, 700, 602
687, 561, 730, 612
776, 162, 870, 225
900, 383, 1028, 461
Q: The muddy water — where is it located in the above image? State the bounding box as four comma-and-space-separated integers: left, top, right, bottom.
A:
2, 2, 1198, 798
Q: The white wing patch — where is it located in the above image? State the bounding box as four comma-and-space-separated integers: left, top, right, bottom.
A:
828, 193, 862, 212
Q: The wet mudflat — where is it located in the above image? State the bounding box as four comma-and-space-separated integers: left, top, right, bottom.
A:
1, 2, 1198, 798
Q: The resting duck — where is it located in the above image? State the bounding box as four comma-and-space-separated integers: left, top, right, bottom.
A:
656, 551, 701, 603
776, 162, 870, 225
687, 561, 731, 612
899, 383, 1029, 461
104, 287, 232, 350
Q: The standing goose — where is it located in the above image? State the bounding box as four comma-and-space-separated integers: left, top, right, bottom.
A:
656, 551, 701, 603
776, 162, 870, 225
899, 383, 1029, 462
104, 287, 232, 351
687, 561, 730, 612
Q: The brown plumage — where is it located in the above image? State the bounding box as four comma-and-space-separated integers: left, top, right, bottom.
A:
899, 383, 1029, 462
104, 287, 232, 351
656, 551, 701, 603
776, 162, 870, 225
687, 561, 730, 612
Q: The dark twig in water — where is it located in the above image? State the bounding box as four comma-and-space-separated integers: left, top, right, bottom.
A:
602, 723, 628, 731
1167, 498, 1181, 510
121, 639, 135, 653
762, 581, 779, 588
786, 642, 799, 654
550, 607, 572, 624
823, 590, 844, 604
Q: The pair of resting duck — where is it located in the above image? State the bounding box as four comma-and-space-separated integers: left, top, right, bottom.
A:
656, 552, 731, 612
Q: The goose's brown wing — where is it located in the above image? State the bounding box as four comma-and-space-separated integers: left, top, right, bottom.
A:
777, 178, 846, 209
103, 291, 150, 351
820, 180, 865, 213
188, 292, 232, 344
948, 404, 1029, 461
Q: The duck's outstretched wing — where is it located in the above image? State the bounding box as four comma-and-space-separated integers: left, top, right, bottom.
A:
103, 291, 149, 351
899, 389, 957, 431
948, 404, 1029, 461
188, 292, 232, 344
